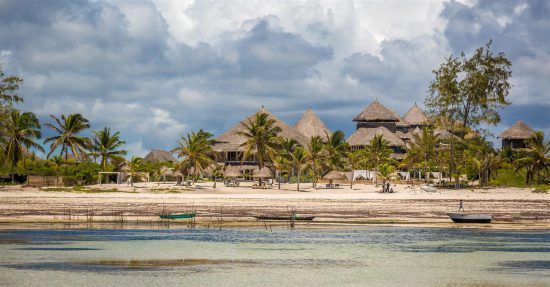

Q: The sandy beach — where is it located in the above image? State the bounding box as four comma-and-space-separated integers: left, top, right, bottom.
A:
0, 182, 548, 229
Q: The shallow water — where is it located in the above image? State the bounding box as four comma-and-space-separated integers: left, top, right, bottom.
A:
0, 227, 548, 286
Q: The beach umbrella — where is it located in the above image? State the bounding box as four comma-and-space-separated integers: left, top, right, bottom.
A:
253, 167, 273, 179
224, 167, 242, 178
322, 170, 346, 181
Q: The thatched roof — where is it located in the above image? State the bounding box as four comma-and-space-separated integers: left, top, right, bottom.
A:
322, 170, 346, 180
213, 107, 308, 152
499, 120, 535, 139
253, 167, 273, 178
159, 166, 173, 176
347, 126, 405, 147
353, 100, 399, 122
403, 104, 428, 125
224, 166, 242, 178
143, 149, 177, 163
294, 108, 331, 140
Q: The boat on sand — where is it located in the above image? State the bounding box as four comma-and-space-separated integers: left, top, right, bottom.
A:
159, 213, 196, 219
447, 213, 492, 223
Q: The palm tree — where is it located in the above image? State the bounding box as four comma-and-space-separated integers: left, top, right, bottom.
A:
3, 110, 44, 182
44, 114, 90, 169
404, 128, 438, 182
514, 131, 550, 184
126, 156, 144, 187
272, 138, 297, 188
89, 127, 127, 171
346, 150, 365, 189
290, 146, 308, 191
237, 112, 281, 184
364, 134, 392, 183
377, 163, 396, 182
172, 129, 214, 184
305, 136, 326, 187
324, 130, 348, 170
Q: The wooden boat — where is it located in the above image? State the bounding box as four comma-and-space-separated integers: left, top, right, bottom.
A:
254, 215, 315, 221
159, 213, 196, 219
447, 213, 492, 223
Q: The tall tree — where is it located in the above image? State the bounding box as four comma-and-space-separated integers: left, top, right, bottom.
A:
514, 132, 550, 185
404, 128, 438, 182
305, 136, 326, 188
290, 146, 308, 191
44, 114, 91, 164
3, 110, 44, 182
0, 64, 23, 107
172, 129, 214, 184
237, 112, 282, 183
364, 135, 392, 183
89, 127, 127, 171
425, 41, 511, 186
426, 40, 512, 131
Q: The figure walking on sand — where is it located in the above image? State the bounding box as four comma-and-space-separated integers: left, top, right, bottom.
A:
458, 200, 464, 212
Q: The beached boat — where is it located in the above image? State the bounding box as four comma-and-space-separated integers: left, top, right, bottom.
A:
447, 213, 492, 223
159, 213, 196, 219
254, 215, 315, 221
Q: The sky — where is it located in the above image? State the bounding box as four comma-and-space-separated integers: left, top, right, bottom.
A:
1, 0, 549, 157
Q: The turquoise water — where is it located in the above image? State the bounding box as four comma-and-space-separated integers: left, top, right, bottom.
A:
0, 227, 548, 286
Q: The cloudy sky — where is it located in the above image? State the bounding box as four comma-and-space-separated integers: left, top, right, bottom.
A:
1, 0, 549, 156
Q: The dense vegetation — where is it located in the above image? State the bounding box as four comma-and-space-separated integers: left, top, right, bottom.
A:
0, 42, 548, 189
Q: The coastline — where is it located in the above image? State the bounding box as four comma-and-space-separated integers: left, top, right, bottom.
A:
0, 183, 548, 230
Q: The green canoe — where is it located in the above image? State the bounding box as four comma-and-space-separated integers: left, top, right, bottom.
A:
159, 213, 196, 219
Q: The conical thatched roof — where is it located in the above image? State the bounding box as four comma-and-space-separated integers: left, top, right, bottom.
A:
353, 100, 399, 122
403, 103, 428, 125
213, 107, 308, 152
499, 120, 535, 139
322, 170, 346, 180
294, 108, 331, 140
347, 126, 405, 147
253, 167, 273, 178
143, 149, 177, 163
172, 170, 183, 177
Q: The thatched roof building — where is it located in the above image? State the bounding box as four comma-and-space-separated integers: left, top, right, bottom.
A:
213, 107, 308, 153
499, 120, 535, 139
499, 120, 536, 149
253, 167, 273, 179
403, 103, 428, 126
353, 100, 399, 122
294, 108, 331, 140
347, 126, 405, 148
143, 149, 177, 163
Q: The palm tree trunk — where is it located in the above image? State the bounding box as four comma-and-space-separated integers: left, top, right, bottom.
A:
350, 170, 353, 189
297, 170, 300, 191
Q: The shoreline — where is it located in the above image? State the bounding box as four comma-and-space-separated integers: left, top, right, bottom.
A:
0, 183, 548, 230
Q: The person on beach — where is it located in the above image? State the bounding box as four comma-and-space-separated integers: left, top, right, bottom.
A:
386, 182, 391, 193
458, 200, 464, 211
381, 180, 386, 192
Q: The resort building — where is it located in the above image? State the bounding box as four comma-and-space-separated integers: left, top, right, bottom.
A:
212, 107, 309, 166
499, 120, 536, 149
346, 100, 429, 157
